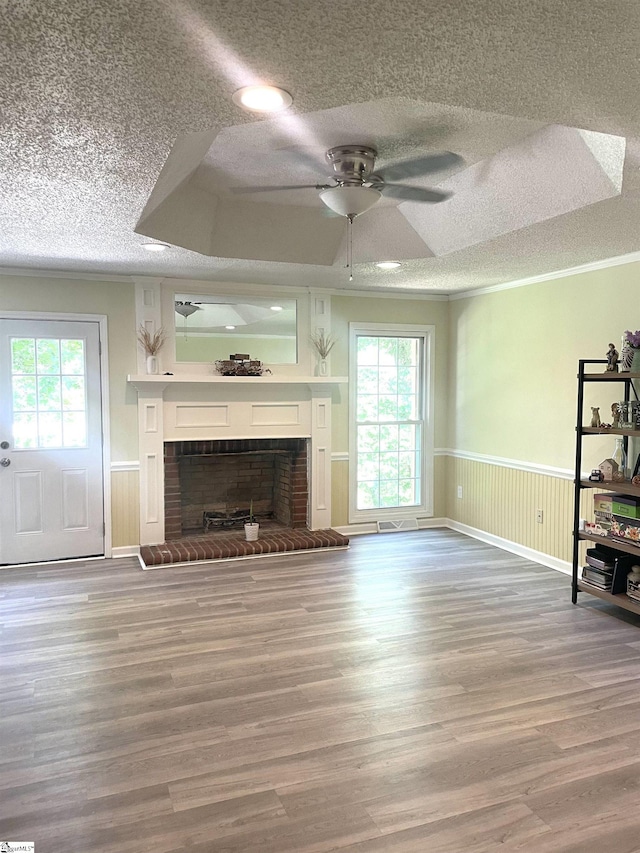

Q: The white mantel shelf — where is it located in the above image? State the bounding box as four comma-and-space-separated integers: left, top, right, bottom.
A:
128, 374, 348, 389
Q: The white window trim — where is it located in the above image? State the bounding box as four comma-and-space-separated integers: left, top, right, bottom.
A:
348, 322, 435, 524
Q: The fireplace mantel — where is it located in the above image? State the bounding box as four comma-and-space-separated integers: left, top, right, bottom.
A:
128, 374, 347, 390
129, 372, 344, 546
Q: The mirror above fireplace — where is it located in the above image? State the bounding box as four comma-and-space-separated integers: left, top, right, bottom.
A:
173, 292, 297, 364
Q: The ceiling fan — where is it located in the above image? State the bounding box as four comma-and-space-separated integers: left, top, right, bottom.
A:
230, 145, 462, 278
230, 145, 462, 216
174, 300, 275, 327
174, 300, 202, 318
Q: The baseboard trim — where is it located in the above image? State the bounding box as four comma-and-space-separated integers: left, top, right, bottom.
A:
445, 519, 571, 575
418, 517, 449, 529
333, 517, 448, 537
332, 523, 377, 536
111, 545, 141, 558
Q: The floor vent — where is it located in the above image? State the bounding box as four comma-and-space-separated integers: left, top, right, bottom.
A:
376, 519, 419, 533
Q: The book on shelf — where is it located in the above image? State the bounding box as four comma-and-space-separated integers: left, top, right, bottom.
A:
581, 577, 613, 592
582, 566, 613, 585
581, 575, 612, 590
585, 554, 615, 571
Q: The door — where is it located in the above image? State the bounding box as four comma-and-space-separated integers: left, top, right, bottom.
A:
0, 319, 104, 564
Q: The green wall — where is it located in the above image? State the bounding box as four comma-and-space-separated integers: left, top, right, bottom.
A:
448, 260, 640, 473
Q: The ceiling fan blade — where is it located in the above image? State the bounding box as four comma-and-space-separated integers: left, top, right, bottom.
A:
376, 151, 462, 182
378, 184, 451, 203
230, 184, 330, 194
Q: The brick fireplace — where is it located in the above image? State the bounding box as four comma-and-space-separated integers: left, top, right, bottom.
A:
164, 438, 309, 539
128, 373, 349, 561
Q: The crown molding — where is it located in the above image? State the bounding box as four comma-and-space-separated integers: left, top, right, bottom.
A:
2, 248, 639, 299
327, 287, 449, 301
449, 250, 640, 301
0, 265, 136, 283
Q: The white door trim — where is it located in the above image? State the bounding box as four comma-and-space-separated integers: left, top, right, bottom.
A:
0, 310, 112, 558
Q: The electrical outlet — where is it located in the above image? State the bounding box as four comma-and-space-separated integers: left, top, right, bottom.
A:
536, 509, 544, 524
457, 485, 463, 499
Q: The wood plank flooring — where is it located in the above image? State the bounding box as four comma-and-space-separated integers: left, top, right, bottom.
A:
2, 529, 640, 852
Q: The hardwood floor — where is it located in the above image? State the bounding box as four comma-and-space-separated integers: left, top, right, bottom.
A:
2, 529, 640, 852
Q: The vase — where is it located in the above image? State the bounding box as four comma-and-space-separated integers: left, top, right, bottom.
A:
145, 355, 159, 375
632, 349, 640, 374
620, 342, 635, 372
317, 359, 328, 377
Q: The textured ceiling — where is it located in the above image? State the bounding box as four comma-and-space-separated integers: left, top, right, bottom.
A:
1, 0, 640, 294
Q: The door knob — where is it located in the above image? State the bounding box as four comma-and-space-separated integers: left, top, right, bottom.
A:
0, 458, 10, 467
0, 441, 9, 449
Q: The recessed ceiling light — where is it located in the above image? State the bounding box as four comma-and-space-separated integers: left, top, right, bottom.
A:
225, 325, 236, 330
270, 305, 283, 311
141, 242, 170, 252
232, 85, 293, 113
376, 261, 401, 270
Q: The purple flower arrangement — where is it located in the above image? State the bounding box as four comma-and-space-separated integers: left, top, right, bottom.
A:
624, 330, 640, 349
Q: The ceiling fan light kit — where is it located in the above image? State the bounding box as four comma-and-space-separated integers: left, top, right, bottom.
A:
319, 185, 381, 217
174, 301, 200, 318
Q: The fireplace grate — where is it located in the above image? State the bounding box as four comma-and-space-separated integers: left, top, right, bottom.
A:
203, 510, 273, 531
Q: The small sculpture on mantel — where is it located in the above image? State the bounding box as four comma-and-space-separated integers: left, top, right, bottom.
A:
605, 343, 619, 372
590, 407, 601, 428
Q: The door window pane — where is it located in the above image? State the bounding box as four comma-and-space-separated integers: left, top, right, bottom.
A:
11, 337, 87, 449
38, 412, 63, 447
38, 376, 62, 411
11, 338, 36, 374
12, 376, 37, 410
61, 339, 84, 374
36, 339, 60, 374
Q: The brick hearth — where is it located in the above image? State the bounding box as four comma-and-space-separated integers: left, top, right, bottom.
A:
140, 527, 349, 567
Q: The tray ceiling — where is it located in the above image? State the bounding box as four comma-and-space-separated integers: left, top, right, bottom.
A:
2, 0, 640, 293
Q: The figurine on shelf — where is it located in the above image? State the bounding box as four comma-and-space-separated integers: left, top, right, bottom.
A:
590, 407, 601, 428
605, 343, 619, 372
611, 402, 621, 428
589, 469, 605, 482
598, 458, 618, 481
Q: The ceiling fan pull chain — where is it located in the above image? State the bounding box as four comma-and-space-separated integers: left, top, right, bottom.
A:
347, 213, 354, 281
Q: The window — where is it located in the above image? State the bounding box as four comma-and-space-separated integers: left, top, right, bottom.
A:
349, 323, 433, 522
10, 337, 87, 449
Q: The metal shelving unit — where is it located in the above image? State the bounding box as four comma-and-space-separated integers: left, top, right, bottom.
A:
572, 359, 640, 611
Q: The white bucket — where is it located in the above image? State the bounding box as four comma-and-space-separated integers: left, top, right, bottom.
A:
244, 523, 260, 541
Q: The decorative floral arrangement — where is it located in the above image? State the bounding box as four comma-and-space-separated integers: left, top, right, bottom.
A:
309, 330, 337, 359
624, 330, 640, 349
137, 325, 166, 355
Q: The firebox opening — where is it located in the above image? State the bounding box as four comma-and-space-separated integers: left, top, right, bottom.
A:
164, 439, 309, 541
